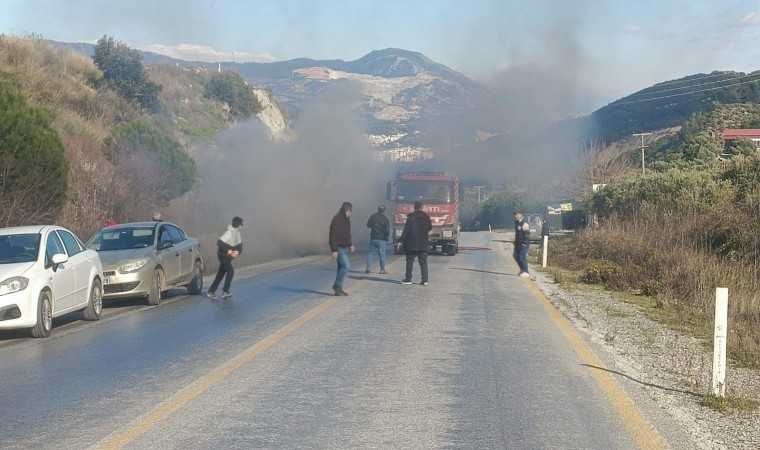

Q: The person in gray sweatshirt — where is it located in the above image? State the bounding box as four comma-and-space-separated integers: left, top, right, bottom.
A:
207, 216, 243, 299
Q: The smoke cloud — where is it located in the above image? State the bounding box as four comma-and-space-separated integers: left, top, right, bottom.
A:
168, 83, 393, 267
414, 17, 593, 202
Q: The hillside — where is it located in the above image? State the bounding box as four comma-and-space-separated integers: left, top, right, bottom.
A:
52, 41, 499, 154
413, 70, 760, 200
590, 70, 760, 143
0, 36, 241, 236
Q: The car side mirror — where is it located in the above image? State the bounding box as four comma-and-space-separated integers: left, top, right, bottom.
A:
50, 253, 68, 271
51, 253, 68, 265
158, 240, 174, 250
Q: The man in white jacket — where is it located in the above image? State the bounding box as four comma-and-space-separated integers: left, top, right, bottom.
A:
207, 216, 243, 299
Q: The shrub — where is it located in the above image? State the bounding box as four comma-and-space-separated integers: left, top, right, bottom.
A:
551, 211, 760, 367
203, 70, 262, 119
476, 190, 529, 229
0, 72, 68, 226
581, 259, 623, 286
92, 35, 162, 113
590, 169, 732, 220
105, 121, 198, 203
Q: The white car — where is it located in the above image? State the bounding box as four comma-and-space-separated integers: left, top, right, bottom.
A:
0, 225, 103, 338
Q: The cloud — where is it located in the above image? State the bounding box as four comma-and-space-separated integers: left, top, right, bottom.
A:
625, 26, 674, 40
739, 12, 760, 26
141, 43, 277, 63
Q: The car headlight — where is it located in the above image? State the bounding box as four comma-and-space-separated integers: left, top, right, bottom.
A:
442, 230, 453, 238
0, 276, 29, 296
120, 258, 150, 273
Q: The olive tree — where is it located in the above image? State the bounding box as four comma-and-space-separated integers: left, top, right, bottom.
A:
93, 35, 162, 113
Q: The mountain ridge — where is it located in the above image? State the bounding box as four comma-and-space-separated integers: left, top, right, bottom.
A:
51, 40, 494, 152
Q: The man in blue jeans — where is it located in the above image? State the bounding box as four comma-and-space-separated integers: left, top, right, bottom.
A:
365, 204, 390, 274
329, 202, 355, 296
513, 210, 531, 277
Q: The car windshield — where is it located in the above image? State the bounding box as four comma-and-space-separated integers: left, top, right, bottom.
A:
87, 227, 155, 251
395, 181, 453, 204
0, 234, 41, 264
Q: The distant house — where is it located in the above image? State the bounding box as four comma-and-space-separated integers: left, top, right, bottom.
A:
722, 129, 760, 149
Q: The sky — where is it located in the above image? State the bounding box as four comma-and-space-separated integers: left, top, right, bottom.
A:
1, 0, 759, 111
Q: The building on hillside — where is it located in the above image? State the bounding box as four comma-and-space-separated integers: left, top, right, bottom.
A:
722, 129, 760, 149
372, 147, 435, 162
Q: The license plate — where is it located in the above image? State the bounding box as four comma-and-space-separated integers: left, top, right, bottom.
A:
103, 276, 110, 284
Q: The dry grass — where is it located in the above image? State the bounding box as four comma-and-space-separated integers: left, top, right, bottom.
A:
699, 393, 760, 413
550, 211, 760, 368
0, 35, 140, 141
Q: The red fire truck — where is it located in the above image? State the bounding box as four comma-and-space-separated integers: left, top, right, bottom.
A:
386, 171, 460, 256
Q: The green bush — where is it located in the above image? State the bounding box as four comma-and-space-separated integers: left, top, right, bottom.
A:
476, 191, 530, 229
203, 71, 262, 119
93, 35, 162, 113
0, 72, 67, 225
106, 121, 197, 202
590, 169, 732, 219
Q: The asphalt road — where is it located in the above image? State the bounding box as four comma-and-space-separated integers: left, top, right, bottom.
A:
0, 232, 644, 449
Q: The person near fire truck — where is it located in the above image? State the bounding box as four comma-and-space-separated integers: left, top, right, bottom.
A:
365, 204, 390, 274
513, 210, 531, 277
397, 200, 433, 285
329, 201, 355, 296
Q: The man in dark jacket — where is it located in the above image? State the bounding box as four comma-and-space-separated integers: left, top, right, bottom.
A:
397, 201, 433, 285
513, 210, 530, 277
365, 204, 390, 274
329, 202, 355, 296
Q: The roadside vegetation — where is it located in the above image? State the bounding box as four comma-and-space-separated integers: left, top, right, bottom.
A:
548, 102, 760, 370
0, 34, 260, 238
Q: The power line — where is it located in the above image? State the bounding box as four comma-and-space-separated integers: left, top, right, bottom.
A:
626, 72, 760, 98
611, 77, 760, 106
640, 71, 751, 89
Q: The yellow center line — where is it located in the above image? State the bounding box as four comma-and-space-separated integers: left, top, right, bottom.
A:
98, 296, 339, 449
497, 240, 665, 449
98, 252, 401, 449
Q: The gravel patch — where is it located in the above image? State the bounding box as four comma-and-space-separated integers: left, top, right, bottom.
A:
530, 269, 760, 450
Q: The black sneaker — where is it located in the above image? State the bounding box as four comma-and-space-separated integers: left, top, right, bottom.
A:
420, 281, 429, 286
401, 279, 412, 285
339, 288, 349, 296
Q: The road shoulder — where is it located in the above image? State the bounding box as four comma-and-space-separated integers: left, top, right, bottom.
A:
530, 266, 760, 449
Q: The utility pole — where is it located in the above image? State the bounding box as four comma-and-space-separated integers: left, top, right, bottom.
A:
632, 132, 652, 175
473, 186, 485, 202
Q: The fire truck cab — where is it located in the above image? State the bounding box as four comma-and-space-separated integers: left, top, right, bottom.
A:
386, 171, 460, 256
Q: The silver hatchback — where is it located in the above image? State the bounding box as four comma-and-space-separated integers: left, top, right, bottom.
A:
86, 221, 203, 305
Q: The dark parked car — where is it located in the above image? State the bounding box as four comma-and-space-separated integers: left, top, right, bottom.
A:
523, 214, 546, 243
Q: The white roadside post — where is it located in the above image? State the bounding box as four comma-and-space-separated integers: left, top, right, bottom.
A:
542, 235, 548, 268
711, 287, 729, 397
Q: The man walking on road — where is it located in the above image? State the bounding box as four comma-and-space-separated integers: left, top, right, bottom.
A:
207, 216, 243, 299
329, 202, 355, 296
397, 200, 432, 285
365, 204, 390, 274
513, 210, 530, 277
